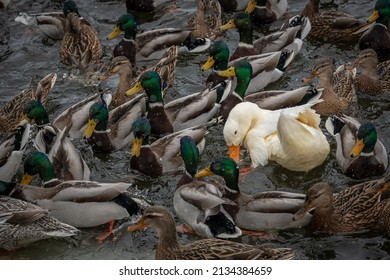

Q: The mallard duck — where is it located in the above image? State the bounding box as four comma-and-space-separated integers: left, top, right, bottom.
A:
303, 57, 357, 117
216, 59, 322, 120
0, 72, 57, 133
126, 71, 221, 137
202, 40, 293, 93
101, 45, 178, 107
188, 0, 222, 39
0, 120, 30, 182
125, 0, 172, 12
301, 0, 370, 44
352, 49, 390, 95
359, 0, 390, 58
293, 178, 390, 234
220, 12, 310, 61
107, 13, 211, 65
14, 151, 148, 242
223, 101, 329, 172
245, 0, 288, 25
0, 195, 80, 251
14, 9, 91, 41
195, 157, 312, 231
22, 100, 90, 181
129, 117, 216, 178
83, 93, 146, 153
173, 135, 241, 238
60, 0, 102, 69
127, 205, 295, 260
325, 115, 388, 180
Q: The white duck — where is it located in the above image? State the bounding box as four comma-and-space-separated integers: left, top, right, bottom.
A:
223, 100, 330, 172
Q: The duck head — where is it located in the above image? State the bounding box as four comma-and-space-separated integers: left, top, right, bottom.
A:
107, 13, 137, 40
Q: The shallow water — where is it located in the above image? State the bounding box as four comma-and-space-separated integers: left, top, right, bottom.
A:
0, 0, 389, 260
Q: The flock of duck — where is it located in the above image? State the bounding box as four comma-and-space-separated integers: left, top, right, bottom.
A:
0, 0, 390, 260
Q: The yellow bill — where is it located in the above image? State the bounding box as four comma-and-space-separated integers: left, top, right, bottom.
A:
245, 0, 256, 14
131, 137, 143, 157
195, 166, 214, 178
221, 19, 236, 31
219, 66, 236, 77
126, 82, 144, 96
350, 139, 364, 157
83, 119, 97, 138
107, 26, 122, 40
367, 10, 379, 23
21, 173, 33, 185
201, 56, 215, 71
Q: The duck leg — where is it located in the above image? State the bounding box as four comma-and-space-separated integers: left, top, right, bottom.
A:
176, 224, 196, 235
96, 220, 115, 243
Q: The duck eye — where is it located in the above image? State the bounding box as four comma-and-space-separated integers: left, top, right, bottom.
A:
234, 130, 238, 135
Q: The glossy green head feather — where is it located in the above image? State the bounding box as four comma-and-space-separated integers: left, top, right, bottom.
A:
180, 136, 200, 177
374, 0, 390, 25
88, 101, 109, 131
209, 41, 230, 71
23, 151, 56, 182
233, 60, 253, 97
210, 157, 239, 192
117, 13, 137, 38
357, 123, 378, 153
23, 100, 49, 126
63, 0, 79, 17
233, 12, 254, 30
138, 71, 163, 103
132, 117, 151, 141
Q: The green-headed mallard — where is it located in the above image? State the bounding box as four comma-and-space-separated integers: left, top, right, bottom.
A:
0, 194, 80, 251
107, 13, 210, 65
195, 157, 312, 231
216, 59, 322, 121
359, 0, 390, 58
125, 0, 172, 12
0, 73, 57, 133
325, 115, 388, 180
83, 93, 146, 153
14, 151, 148, 242
127, 205, 295, 260
223, 101, 329, 172
188, 0, 222, 39
126, 71, 221, 137
173, 135, 241, 238
245, 0, 288, 25
301, 0, 370, 44
294, 178, 390, 234
352, 48, 390, 95
22, 100, 90, 181
0, 120, 30, 182
220, 12, 310, 61
129, 117, 216, 178
60, 0, 102, 69
202, 40, 293, 93
303, 57, 357, 116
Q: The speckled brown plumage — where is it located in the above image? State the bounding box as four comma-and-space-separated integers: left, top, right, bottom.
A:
60, 12, 102, 69
301, 0, 370, 43
295, 178, 390, 234
353, 49, 390, 95
0, 73, 57, 133
128, 205, 295, 260
188, 0, 222, 39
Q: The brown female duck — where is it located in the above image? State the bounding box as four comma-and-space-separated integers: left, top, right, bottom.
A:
303, 58, 357, 116
294, 178, 390, 234
301, 0, 370, 44
352, 49, 390, 95
188, 0, 222, 39
128, 205, 295, 260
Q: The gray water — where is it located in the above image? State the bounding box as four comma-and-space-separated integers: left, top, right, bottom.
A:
0, 0, 389, 260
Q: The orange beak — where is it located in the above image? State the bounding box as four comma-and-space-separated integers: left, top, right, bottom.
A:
127, 219, 148, 232
229, 144, 240, 163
